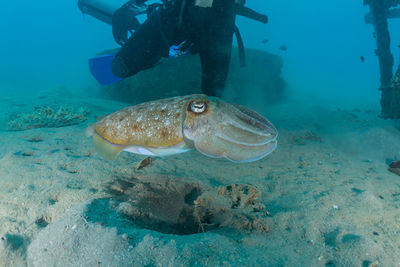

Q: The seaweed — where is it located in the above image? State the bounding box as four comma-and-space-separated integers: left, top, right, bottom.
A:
8, 105, 89, 131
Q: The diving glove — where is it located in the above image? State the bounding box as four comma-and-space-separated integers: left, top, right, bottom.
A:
112, 0, 147, 46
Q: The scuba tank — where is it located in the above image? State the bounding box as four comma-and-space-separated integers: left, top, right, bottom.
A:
78, 0, 147, 25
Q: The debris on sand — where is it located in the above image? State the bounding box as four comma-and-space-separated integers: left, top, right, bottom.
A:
8, 105, 89, 131
291, 130, 323, 145
388, 160, 400, 176
23, 136, 43, 142
136, 157, 154, 170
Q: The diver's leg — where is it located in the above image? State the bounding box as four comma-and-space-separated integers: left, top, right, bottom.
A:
198, 0, 236, 97
199, 36, 233, 97
112, 6, 178, 78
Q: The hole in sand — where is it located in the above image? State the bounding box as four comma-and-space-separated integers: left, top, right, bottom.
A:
104, 177, 270, 235
107, 178, 206, 235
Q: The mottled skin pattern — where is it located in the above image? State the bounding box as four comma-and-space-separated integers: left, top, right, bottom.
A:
95, 95, 202, 147
91, 94, 278, 162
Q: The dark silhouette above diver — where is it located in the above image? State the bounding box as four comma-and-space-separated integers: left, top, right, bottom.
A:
79, 0, 268, 97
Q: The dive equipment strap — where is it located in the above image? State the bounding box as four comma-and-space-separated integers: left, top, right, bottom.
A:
178, 0, 187, 30
234, 25, 246, 67
235, 4, 268, 24
233, 4, 268, 68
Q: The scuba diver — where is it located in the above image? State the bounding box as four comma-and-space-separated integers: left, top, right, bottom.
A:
79, 0, 268, 97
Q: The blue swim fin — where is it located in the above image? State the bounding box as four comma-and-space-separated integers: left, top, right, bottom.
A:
88, 45, 192, 86
88, 54, 123, 85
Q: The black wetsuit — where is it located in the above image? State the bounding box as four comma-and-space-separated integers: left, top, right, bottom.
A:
112, 0, 236, 97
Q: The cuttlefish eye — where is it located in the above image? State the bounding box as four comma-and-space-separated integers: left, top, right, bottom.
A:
189, 101, 207, 113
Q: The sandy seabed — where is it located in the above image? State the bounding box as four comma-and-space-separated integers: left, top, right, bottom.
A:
0, 89, 400, 266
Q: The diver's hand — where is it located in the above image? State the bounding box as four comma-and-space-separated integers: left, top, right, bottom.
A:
112, 3, 141, 46
146, 3, 161, 17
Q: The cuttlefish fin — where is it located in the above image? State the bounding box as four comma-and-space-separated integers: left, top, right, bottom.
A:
84, 124, 95, 137
194, 134, 277, 163
93, 132, 124, 160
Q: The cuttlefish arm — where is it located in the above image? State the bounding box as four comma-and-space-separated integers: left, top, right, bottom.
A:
182, 96, 278, 163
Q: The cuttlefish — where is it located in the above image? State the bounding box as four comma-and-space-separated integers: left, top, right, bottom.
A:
85, 94, 278, 163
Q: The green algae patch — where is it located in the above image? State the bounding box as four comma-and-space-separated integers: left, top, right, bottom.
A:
8, 105, 89, 131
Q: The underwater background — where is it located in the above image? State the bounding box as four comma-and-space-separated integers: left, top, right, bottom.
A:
1, 0, 400, 266
1, 0, 399, 104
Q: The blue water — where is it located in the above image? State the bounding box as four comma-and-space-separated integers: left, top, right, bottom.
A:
0, 0, 114, 92
1, 1, 400, 266
1, 0, 399, 104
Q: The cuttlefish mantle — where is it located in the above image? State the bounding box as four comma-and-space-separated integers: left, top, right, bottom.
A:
85, 94, 278, 163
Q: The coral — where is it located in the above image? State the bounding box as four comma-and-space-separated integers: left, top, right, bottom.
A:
193, 184, 270, 233
8, 105, 89, 131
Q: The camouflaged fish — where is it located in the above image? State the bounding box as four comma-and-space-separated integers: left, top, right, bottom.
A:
85, 94, 278, 163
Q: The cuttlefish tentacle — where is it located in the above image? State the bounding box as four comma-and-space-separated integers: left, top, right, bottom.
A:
214, 103, 277, 147
182, 96, 278, 162
87, 94, 278, 163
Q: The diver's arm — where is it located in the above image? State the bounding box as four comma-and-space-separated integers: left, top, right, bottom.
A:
235, 4, 268, 24
123, 0, 148, 14
112, 0, 149, 45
